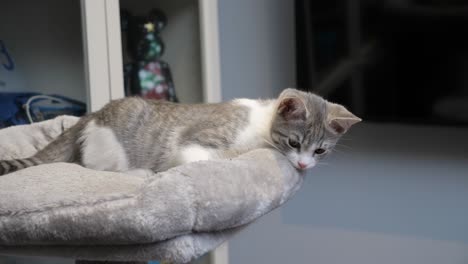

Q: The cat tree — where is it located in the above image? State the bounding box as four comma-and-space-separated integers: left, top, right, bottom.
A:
0, 116, 303, 264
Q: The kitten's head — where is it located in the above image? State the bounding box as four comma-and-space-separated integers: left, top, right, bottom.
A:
270, 88, 361, 170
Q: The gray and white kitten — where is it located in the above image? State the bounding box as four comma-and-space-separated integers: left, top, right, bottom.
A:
0, 88, 361, 175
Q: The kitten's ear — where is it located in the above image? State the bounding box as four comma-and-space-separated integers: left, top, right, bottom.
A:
278, 97, 307, 121
327, 103, 362, 134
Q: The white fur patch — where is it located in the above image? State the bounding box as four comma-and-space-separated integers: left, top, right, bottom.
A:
286, 150, 317, 170
234, 99, 276, 150
80, 121, 129, 171
178, 144, 215, 165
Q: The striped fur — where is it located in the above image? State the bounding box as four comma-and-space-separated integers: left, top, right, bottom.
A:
0, 157, 42, 175
0, 118, 85, 176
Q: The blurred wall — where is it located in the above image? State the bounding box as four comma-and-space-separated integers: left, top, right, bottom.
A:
218, 1, 468, 263
218, 0, 296, 101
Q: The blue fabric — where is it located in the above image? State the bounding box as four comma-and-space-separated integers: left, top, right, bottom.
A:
0, 92, 86, 128
0, 92, 38, 128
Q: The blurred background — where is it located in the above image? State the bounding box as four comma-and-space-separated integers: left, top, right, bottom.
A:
230, 1, 468, 264
1, 0, 468, 263
296, 0, 468, 126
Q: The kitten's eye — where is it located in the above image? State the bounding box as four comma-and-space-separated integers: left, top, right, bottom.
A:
314, 148, 326, 155
288, 139, 300, 149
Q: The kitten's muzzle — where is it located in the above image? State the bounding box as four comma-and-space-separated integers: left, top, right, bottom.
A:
297, 162, 307, 170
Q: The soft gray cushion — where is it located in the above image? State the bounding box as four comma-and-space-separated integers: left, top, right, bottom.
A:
0, 116, 303, 263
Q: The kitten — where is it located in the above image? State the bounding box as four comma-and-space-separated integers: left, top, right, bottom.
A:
0, 88, 361, 175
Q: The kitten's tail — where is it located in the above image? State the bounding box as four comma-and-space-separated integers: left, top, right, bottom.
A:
0, 120, 84, 176
0, 157, 44, 175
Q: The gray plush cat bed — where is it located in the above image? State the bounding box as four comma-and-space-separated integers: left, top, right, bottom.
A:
0, 116, 303, 263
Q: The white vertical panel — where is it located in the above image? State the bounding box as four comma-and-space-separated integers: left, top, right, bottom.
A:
199, 0, 222, 103
81, 0, 125, 110
81, 0, 111, 112
105, 0, 125, 100
200, 0, 227, 263
209, 242, 229, 264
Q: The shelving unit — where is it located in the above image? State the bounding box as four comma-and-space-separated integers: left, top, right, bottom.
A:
0, 0, 225, 263
81, 0, 222, 109
1, 0, 221, 110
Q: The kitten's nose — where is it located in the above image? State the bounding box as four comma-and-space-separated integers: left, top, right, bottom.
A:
298, 162, 307, 169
